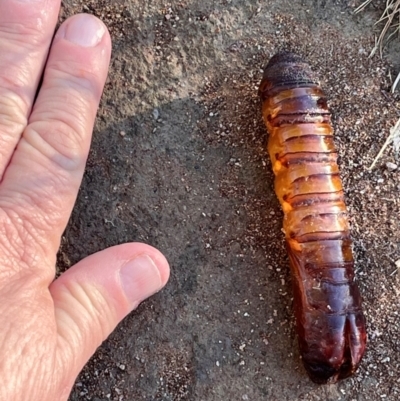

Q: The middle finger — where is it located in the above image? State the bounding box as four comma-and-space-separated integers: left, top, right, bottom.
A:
0, 0, 60, 175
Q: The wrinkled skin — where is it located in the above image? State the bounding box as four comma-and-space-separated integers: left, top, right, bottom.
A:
0, 1, 170, 400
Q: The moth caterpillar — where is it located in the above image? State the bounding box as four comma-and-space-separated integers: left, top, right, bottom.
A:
258, 52, 367, 384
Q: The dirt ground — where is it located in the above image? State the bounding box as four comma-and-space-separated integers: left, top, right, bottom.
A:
57, 0, 400, 400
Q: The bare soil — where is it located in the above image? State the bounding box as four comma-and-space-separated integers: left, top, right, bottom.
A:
58, 1, 400, 400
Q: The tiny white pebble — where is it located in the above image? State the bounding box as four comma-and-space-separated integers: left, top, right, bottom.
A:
386, 161, 398, 171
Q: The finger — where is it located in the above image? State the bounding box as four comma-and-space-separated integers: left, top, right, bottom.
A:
50, 243, 170, 379
0, 14, 111, 262
0, 0, 60, 175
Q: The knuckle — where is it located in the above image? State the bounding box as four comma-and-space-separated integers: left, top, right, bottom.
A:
58, 279, 114, 344
0, 88, 27, 135
24, 121, 87, 172
48, 59, 100, 95
0, 21, 49, 50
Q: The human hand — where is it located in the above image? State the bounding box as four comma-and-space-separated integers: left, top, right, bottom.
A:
0, 1, 170, 400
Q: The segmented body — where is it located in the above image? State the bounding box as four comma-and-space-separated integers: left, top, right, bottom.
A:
258, 52, 367, 384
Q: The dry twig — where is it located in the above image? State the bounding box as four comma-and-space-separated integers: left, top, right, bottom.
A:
368, 116, 400, 169
356, 1, 400, 166
355, 0, 400, 60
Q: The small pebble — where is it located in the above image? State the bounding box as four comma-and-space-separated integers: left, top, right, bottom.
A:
386, 161, 398, 171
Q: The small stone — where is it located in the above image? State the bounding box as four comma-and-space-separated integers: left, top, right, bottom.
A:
152, 108, 160, 120
120, 131, 126, 137
386, 161, 398, 171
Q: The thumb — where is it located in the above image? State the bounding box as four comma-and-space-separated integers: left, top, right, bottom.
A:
50, 243, 169, 378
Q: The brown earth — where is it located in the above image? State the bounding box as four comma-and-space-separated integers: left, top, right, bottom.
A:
58, 1, 400, 400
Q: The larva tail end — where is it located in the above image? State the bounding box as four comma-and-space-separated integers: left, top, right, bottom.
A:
301, 314, 367, 384
303, 360, 338, 384
303, 354, 362, 385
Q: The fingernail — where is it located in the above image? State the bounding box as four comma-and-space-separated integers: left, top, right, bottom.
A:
120, 255, 163, 307
57, 14, 105, 47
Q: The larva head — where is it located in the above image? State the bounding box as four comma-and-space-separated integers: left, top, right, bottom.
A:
259, 52, 319, 100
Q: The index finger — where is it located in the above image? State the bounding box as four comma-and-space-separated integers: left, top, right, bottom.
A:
0, 14, 112, 273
